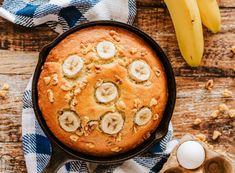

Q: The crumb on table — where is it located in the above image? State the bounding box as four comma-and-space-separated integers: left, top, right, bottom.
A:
205, 79, 214, 90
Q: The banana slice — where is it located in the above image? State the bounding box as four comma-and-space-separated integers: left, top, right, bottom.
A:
100, 112, 124, 135
59, 111, 80, 132
95, 82, 118, 103
128, 60, 151, 82
134, 107, 152, 126
96, 41, 116, 59
62, 55, 84, 78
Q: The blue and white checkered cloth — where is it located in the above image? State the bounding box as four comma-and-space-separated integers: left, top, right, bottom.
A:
0, 0, 136, 33
0, 0, 178, 172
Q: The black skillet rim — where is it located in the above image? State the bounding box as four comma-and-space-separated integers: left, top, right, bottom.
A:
32, 20, 176, 164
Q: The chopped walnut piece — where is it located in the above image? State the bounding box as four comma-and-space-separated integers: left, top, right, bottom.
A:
71, 98, 78, 106
218, 103, 229, 113
133, 126, 137, 133
70, 135, 79, 142
51, 74, 58, 86
116, 100, 126, 111
205, 79, 214, 90
149, 98, 158, 107
118, 58, 129, 67
1, 83, 9, 90
212, 130, 222, 140
88, 120, 98, 126
154, 67, 161, 77
0, 90, 8, 99
84, 131, 89, 136
60, 83, 73, 91
143, 132, 151, 140
106, 140, 114, 147
86, 120, 98, 133
118, 59, 126, 66
153, 113, 159, 120
95, 79, 103, 88
113, 35, 120, 42
132, 108, 138, 113
78, 80, 88, 90
134, 98, 141, 108
193, 118, 202, 125
140, 48, 147, 56
117, 49, 125, 57
75, 129, 84, 136
94, 64, 102, 73
80, 42, 86, 49
86, 142, 95, 148
228, 109, 235, 118
86, 63, 93, 72
47, 89, 54, 103
231, 45, 235, 54
110, 107, 116, 112
43, 76, 51, 85
116, 133, 122, 142
211, 110, 220, 119
82, 43, 93, 55
195, 133, 206, 142
74, 87, 81, 95
110, 146, 122, 152
114, 75, 122, 84
222, 89, 232, 97
109, 30, 121, 42
130, 48, 138, 55
64, 92, 73, 103
109, 30, 118, 36
144, 80, 152, 87
84, 116, 90, 122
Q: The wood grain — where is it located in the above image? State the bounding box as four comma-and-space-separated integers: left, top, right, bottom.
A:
134, 8, 235, 77
0, 8, 235, 77
136, 0, 235, 8
0, 143, 26, 173
0, 0, 234, 172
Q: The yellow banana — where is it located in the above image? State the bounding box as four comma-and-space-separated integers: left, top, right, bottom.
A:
197, 0, 221, 33
164, 0, 204, 67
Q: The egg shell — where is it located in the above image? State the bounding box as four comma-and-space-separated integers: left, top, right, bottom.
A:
176, 141, 205, 169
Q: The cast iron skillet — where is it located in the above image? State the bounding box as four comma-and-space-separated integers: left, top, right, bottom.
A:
32, 21, 176, 173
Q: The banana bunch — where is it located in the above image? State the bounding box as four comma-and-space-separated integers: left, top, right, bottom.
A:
164, 0, 221, 67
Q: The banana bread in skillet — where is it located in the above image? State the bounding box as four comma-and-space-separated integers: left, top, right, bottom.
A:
37, 25, 168, 156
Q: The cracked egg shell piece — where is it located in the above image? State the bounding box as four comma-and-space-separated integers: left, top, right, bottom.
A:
37, 26, 168, 156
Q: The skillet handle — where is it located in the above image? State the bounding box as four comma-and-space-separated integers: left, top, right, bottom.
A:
42, 142, 74, 173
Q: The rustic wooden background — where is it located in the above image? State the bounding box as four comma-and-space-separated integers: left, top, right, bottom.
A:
0, 0, 234, 172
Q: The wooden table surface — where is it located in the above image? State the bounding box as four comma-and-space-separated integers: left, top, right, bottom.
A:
0, 0, 234, 172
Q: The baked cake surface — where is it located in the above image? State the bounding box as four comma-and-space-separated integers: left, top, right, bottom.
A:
37, 25, 168, 156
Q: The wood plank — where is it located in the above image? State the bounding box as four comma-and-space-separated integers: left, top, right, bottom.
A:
134, 8, 235, 77
136, 0, 235, 8
0, 142, 26, 173
173, 77, 235, 158
0, 8, 234, 77
0, 18, 57, 52
0, 50, 38, 75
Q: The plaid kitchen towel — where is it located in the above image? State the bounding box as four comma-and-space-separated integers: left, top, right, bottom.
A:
0, 0, 178, 172
22, 78, 177, 173
0, 0, 136, 33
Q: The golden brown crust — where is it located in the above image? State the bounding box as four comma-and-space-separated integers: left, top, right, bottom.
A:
37, 26, 168, 156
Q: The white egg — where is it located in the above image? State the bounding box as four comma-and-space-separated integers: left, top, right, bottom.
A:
176, 141, 205, 169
